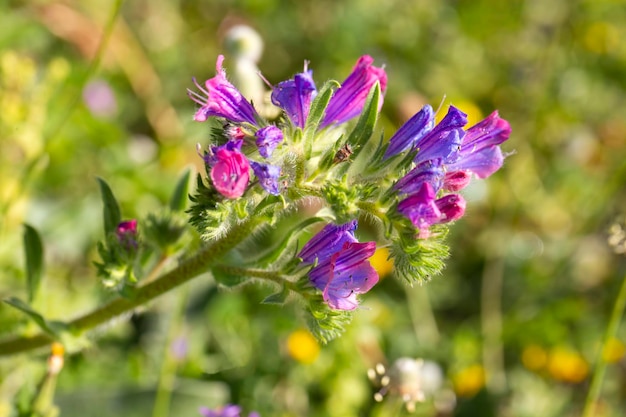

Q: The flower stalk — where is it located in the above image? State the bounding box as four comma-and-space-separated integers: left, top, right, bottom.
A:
0, 217, 262, 356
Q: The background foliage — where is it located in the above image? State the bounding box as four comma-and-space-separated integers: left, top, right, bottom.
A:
1, 0, 626, 416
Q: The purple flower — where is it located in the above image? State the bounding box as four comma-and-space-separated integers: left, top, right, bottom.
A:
299, 220, 378, 310
445, 111, 511, 182
299, 220, 359, 264
384, 104, 435, 159
271, 66, 317, 128
116, 219, 138, 249
321, 55, 387, 127
199, 405, 259, 417
250, 161, 281, 195
394, 159, 445, 196
397, 183, 442, 231
255, 126, 284, 158
207, 141, 251, 199
188, 55, 259, 125
309, 241, 378, 310
83, 80, 117, 118
414, 105, 467, 165
397, 183, 467, 232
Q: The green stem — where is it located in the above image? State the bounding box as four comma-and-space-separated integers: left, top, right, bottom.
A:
582, 273, 626, 417
151, 287, 189, 417
0, 218, 260, 357
214, 264, 297, 290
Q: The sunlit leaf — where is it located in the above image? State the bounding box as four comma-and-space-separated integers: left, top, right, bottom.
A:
23, 224, 44, 302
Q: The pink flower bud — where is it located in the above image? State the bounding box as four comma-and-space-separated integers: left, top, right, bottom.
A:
210, 147, 250, 199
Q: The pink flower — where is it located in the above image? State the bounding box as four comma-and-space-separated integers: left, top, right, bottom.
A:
210, 146, 250, 199
188, 55, 259, 125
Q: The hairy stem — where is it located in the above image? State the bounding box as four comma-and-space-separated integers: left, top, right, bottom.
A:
0, 218, 260, 356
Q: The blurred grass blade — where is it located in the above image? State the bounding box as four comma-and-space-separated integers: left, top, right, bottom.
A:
96, 177, 121, 236
23, 224, 44, 302
169, 169, 192, 211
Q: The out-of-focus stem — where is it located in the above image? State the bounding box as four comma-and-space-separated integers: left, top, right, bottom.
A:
582, 273, 626, 417
481, 256, 507, 394
0, 218, 261, 356
151, 287, 189, 417
405, 285, 439, 348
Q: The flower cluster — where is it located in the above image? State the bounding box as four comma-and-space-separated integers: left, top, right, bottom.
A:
188, 54, 386, 200
298, 220, 378, 310
188, 52, 509, 313
387, 105, 510, 236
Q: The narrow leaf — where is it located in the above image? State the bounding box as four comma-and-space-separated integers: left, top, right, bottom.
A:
3, 297, 64, 338
169, 168, 192, 211
346, 82, 381, 154
261, 286, 290, 305
96, 177, 121, 236
23, 224, 44, 302
303, 80, 340, 154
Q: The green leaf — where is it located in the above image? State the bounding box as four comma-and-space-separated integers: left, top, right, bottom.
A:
3, 297, 66, 339
346, 82, 381, 155
96, 177, 121, 236
250, 216, 326, 267
23, 224, 44, 302
212, 266, 248, 288
169, 168, 192, 211
303, 79, 340, 156
261, 286, 290, 305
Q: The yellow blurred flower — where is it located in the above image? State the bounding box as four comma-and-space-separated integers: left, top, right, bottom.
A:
286, 329, 320, 364
602, 338, 625, 364
370, 247, 394, 278
584, 22, 619, 55
521, 344, 548, 372
434, 99, 483, 129
453, 364, 485, 398
547, 347, 589, 383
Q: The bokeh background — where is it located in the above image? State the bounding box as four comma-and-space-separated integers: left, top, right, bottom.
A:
1, 0, 626, 416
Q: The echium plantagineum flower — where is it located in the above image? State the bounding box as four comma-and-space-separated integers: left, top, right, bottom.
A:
189, 54, 388, 200
199, 405, 259, 417
188, 55, 260, 125
390, 105, 511, 233
271, 55, 387, 129
321, 55, 387, 127
271, 64, 317, 128
299, 220, 379, 310
204, 139, 251, 199
116, 219, 138, 250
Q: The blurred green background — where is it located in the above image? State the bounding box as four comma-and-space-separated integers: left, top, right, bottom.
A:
1, 0, 626, 416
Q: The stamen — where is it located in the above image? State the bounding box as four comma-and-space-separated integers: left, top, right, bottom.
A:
187, 89, 207, 105
192, 77, 210, 96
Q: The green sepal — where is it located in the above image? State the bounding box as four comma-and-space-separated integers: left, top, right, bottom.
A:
23, 224, 44, 303
3, 297, 67, 339
390, 223, 450, 285
305, 297, 353, 344
261, 286, 290, 305
303, 79, 340, 157
169, 168, 192, 212
96, 177, 121, 236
